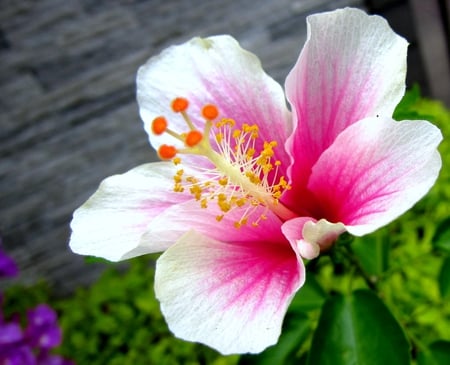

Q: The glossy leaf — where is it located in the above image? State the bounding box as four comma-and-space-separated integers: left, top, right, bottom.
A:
418, 341, 450, 365
239, 312, 310, 365
433, 217, 450, 253
307, 289, 410, 365
439, 257, 450, 299
352, 235, 389, 276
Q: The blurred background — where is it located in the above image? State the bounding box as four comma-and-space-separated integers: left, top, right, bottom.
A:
0, 0, 449, 295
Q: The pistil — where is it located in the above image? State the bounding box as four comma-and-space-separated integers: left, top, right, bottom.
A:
151, 97, 297, 226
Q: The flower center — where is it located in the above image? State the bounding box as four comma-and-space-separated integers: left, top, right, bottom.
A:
151, 97, 297, 227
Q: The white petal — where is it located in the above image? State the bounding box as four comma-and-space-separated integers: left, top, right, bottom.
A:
69, 163, 189, 261
137, 35, 292, 171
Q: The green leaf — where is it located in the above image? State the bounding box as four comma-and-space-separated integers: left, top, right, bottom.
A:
439, 257, 450, 299
433, 218, 450, 253
288, 274, 328, 312
393, 84, 421, 120
352, 234, 389, 276
307, 289, 410, 365
239, 312, 310, 365
418, 341, 450, 365
84, 256, 114, 264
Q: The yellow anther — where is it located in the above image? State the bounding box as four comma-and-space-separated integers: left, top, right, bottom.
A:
234, 217, 248, 229
186, 176, 199, 184
263, 164, 273, 174
174, 183, 184, 193
246, 148, 256, 159
217, 118, 235, 127
242, 124, 259, 139
218, 177, 228, 186
173, 157, 182, 165
245, 171, 260, 184
219, 202, 231, 213
189, 185, 203, 200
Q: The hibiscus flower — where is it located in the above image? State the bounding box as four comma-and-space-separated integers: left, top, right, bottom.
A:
69, 8, 442, 354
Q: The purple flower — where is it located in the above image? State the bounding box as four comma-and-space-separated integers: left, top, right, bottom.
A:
26, 305, 62, 349
0, 244, 18, 278
0, 238, 74, 364
0, 306, 74, 365
37, 351, 75, 365
0, 321, 23, 346
0, 346, 36, 365
0, 321, 36, 365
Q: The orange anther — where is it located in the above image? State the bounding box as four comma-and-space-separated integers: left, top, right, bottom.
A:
202, 104, 219, 120
158, 144, 177, 160
151, 116, 168, 135
172, 97, 189, 112
185, 130, 203, 147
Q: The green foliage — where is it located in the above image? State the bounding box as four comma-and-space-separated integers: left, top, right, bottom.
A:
307, 290, 411, 365
433, 218, 450, 253
417, 341, 450, 365
352, 233, 389, 277
3, 87, 449, 364
438, 258, 450, 299
239, 313, 311, 365
2, 281, 51, 320
55, 256, 239, 365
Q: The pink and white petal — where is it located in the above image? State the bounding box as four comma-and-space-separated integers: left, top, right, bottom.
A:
143, 198, 288, 248
137, 35, 292, 171
69, 162, 190, 261
282, 218, 346, 259
155, 230, 304, 354
284, 8, 408, 195
307, 117, 442, 236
